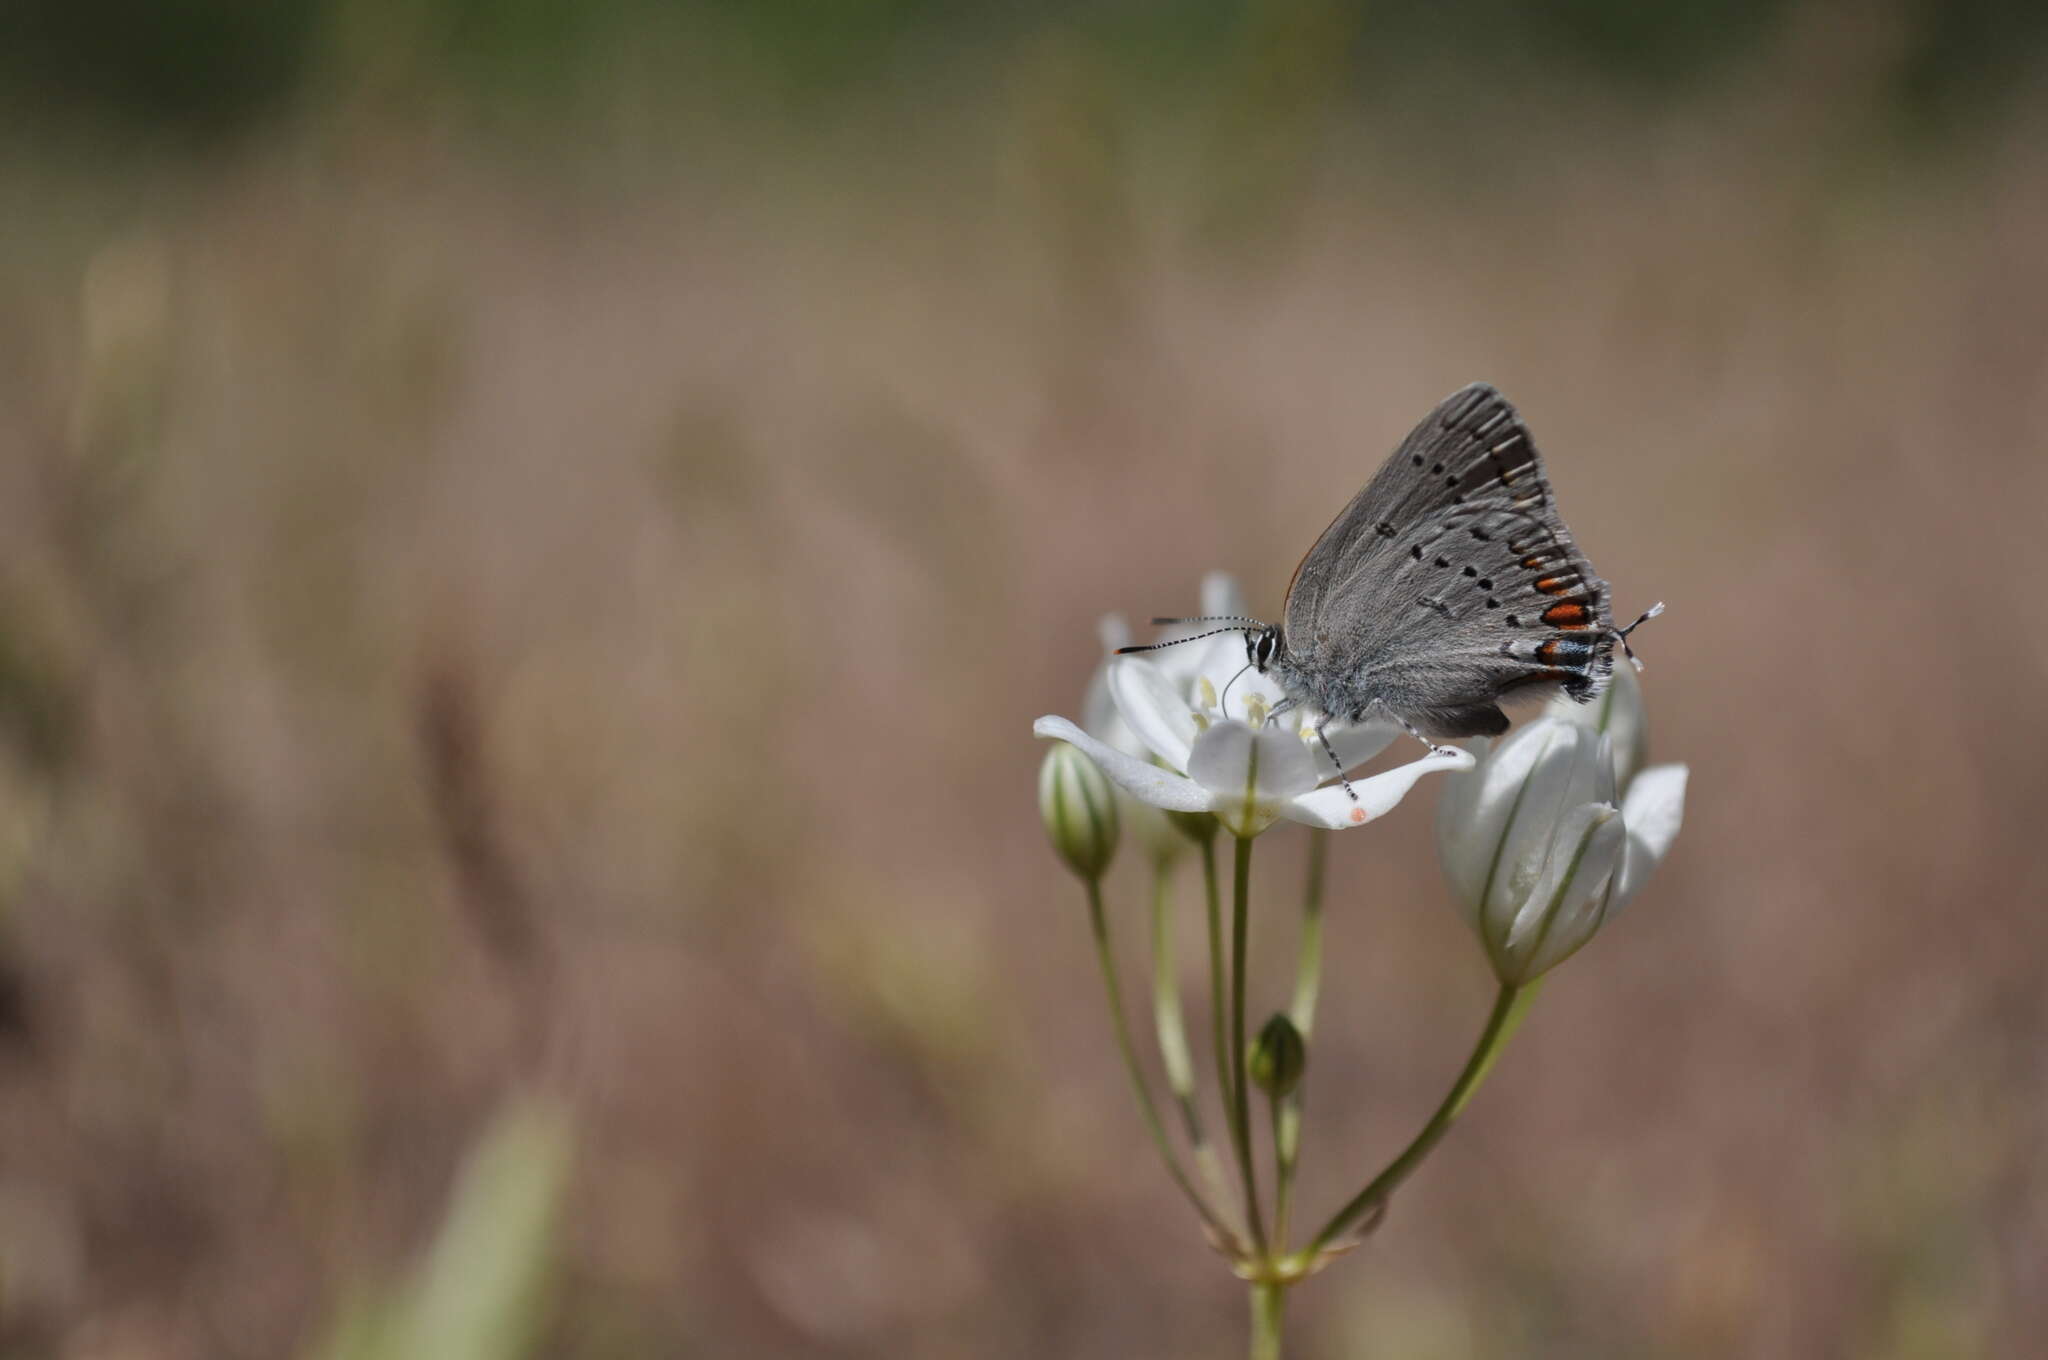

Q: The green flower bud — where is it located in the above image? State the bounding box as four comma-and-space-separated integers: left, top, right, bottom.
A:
1039, 741, 1119, 881
1249, 1012, 1306, 1098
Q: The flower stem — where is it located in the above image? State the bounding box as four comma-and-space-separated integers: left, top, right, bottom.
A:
1149, 863, 1239, 1239
1306, 982, 1524, 1256
1228, 835, 1268, 1255
1272, 830, 1328, 1251
1290, 830, 1328, 1035
1269, 1086, 1295, 1252
1249, 1280, 1286, 1360
1203, 839, 1236, 1194
1085, 878, 1240, 1251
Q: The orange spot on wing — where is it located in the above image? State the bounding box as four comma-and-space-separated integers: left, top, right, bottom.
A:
1534, 575, 1573, 595
1349, 807, 1369, 824
1542, 602, 1591, 628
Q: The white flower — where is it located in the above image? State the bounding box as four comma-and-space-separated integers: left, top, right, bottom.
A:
1541, 659, 1689, 913
1435, 720, 1623, 983
1436, 672, 1689, 984
1080, 573, 1248, 862
1036, 574, 1471, 839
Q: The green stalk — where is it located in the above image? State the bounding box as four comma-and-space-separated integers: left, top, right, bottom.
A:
1149, 863, 1240, 1239
1228, 835, 1267, 1255
1085, 879, 1240, 1250
1203, 839, 1235, 1186
1290, 830, 1329, 1035
1273, 830, 1328, 1251
1269, 1085, 1295, 1252
1250, 1280, 1286, 1360
1306, 983, 1524, 1256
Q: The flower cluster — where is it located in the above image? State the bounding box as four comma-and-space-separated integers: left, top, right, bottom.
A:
1037, 572, 1689, 985
1032, 569, 1690, 1359
1035, 573, 1471, 840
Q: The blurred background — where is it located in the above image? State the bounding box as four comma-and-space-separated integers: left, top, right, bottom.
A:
2, 1, 2046, 1356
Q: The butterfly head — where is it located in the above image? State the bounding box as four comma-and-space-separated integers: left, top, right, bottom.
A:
1245, 625, 1280, 674
1115, 616, 1282, 679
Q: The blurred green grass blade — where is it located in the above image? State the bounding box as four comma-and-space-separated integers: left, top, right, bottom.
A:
308, 1094, 576, 1360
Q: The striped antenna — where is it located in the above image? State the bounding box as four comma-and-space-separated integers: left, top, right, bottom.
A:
1115, 625, 1255, 655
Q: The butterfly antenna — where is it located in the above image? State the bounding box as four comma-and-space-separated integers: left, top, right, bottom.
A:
1148, 615, 1263, 627
1613, 601, 1666, 672
1114, 624, 1257, 655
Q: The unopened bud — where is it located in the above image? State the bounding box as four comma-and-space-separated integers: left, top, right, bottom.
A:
1546, 656, 1649, 791
1436, 719, 1628, 985
1038, 741, 1119, 880
1249, 1013, 1306, 1098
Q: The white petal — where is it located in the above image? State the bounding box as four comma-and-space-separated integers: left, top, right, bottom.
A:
1502, 804, 1626, 981
1146, 577, 1255, 689
1432, 736, 1492, 847
1485, 725, 1608, 922
1180, 631, 1253, 699
1032, 717, 1213, 812
1201, 571, 1248, 618
1080, 653, 1146, 757
1097, 612, 1134, 656
1217, 669, 1291, 726
1082, 615, 1135, 740
1320, 718, 1399, 774
1081, 668, 1116, 740
1185, 720, 1319, 837
1187, 721, 1319, 799
1620, 762, 1688, 860
1106, 656, 1199, 772
1285, 745, 1475, 829
1435, 721, 1564, 918
1547, 657, 1647, 790
1612, 762, 1689, 910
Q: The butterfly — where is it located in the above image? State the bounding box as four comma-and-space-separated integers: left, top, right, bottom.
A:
1122, 383, 1658, 782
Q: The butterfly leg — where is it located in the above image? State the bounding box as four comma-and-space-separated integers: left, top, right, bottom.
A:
1370, 700, 1461, 760
1313, 719, 1358, 803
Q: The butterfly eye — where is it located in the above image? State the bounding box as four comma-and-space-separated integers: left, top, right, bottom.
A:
1253, 630, 1278, 669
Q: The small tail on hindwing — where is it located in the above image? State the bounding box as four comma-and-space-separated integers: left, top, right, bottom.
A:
1613, 601, 1665, 672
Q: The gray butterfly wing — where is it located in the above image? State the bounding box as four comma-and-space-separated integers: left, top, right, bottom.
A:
1277, 383, 1615, 738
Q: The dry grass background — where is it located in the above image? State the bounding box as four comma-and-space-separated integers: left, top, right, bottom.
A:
1, 28, 2046, 1358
